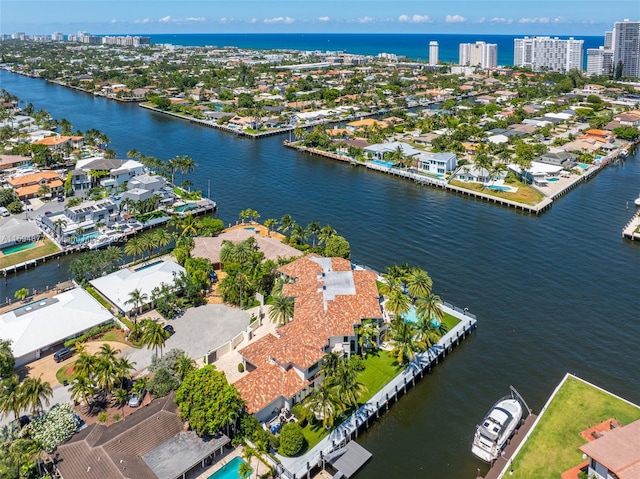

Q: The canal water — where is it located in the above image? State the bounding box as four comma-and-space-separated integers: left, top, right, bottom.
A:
1, 71, 639, 478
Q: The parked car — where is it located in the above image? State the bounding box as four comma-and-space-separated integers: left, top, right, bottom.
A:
128, 388, 146, 408
57, 195, 64, 202
44, 211, 52, 216
163, 324, 175, 336
53, 347, 73, 363
0, 207, 9, 217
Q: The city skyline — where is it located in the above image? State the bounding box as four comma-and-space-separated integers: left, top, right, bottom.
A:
1, 0, 638, 36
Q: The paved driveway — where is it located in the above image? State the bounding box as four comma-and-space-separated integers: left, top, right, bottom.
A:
127, 304, 250, 369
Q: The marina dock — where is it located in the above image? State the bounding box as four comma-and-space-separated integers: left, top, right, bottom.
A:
275, 303, 478, 479
622, 213, 640, 241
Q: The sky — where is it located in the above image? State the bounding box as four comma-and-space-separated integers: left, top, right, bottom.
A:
1, 0, 638, 36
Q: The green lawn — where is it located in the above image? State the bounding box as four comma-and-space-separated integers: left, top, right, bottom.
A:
357, 350, 403, 404
0, 239, 60, 269
509, 375, 640, 478
449, 179, 545, 206
442, 312, 460, 331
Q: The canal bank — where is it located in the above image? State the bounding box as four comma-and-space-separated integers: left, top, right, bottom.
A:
2, 70, 639, 479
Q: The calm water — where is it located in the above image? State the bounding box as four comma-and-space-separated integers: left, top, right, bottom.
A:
1, 71, 639, 478
147, 33, 602, 67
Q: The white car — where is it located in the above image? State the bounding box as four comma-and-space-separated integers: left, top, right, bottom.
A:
128, 393, 142, 407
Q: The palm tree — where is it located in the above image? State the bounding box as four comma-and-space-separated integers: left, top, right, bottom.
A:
238, 460, 253, 479
140, 231, 159, 259
113, 388, 128, 419
318, 224, 337, 245
290, 224, 307, 245
406, 268, 433, 298
124, 237, 144, 261
104, 246, 123, 266
73, 351, 97, 380
14, 288, 29, 302
115, 357, 136, 389
384, 289, 411, 319
414, 315, 442, 350
69, 375, 94, 406
52, 217, 68, 240
263, 218, 277, 236
174, 352, 196, 381
305, 221, 321, 247
388, 319, 424, 365
268, 294, 295, 325
278, 214, 296, 236
126, 288, 148, 318
415, 292, 444, 326
356, 320, 380, 356
177, 213, 200, 237
153, 228, 172, 250
320, 352, 341, 379
0, 375, 23, 420
304, 382, 344, 429
19, 376, 53, 416
141, 320, 169, 357
331, 359, 367, 407
95, 344, 121, 396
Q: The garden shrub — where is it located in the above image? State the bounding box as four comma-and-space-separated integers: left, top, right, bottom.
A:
278, 422, 305, 457
25, 403, 78, 452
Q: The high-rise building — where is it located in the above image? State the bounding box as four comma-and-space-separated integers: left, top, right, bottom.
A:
587, 47, 614, 76
513, 36, 583, 72
429, 41, 439, 66
51, 32, 64, 41
612, 20, 640, 78
459, 41, 498, 69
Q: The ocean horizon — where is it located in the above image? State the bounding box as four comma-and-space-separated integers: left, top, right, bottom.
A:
140, 32, 603, 68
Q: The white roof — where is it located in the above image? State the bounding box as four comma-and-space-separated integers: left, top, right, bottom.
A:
0, 288, 114, 359
509, 161, 564, 175
90, 261, 186, 313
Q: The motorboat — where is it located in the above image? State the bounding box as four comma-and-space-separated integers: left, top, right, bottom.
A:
634, 193, 640, 207
88, 232, 123, 250
620, 149, 629, 158
471, 394, 523, 462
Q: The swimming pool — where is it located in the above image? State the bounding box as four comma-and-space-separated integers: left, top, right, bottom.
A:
577, 163, 590, 170
488, 185, 511, 192
1, 242, 37, 255
76, 232, 99, 244
134, 260, 164, 271
546, 177, 560, 182
207, 457, 251, 479
370, 159, 395, 168
175, 203, 196, 213
244, 227, 255, 231
404, 306, 441, 328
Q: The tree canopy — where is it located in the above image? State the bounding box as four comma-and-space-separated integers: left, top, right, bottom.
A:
175, 365, 244, 436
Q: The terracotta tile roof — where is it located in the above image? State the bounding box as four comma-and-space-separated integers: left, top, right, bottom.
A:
15, 179, 63, 198
236, 254, 381, 414
234, 363, 309, 414
579, 419, 640, 479
7, 171, 61, 187
33, 136, 73, 146
55, 393, 183, 479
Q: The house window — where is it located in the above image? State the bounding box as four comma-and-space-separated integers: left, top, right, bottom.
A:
343, 336, 349, 343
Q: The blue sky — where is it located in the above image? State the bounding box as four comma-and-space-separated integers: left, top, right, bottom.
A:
2, 1, 637, 35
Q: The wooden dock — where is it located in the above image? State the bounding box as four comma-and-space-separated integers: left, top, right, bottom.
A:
478, 413, 538, 479
622, 213, 640, 241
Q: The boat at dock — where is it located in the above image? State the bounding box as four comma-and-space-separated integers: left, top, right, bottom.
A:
634, 193, 640, 207
471, 389, 524, 462
88, 232, 123, 250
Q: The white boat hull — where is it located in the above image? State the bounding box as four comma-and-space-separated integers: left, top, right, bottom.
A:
472, 397, 523, 462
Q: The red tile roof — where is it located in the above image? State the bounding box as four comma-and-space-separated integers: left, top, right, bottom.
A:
580, 419, 640, 479
235, 254, 381, 414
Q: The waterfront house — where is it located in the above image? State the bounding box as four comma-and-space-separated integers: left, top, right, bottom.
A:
75, 158, 145, 187
364, 142, 421, 161
614, 111, 640, 127
536, 151, 577, 169
0, 217, 42, 250
578, 419, 640, 479
417, 152, 457, 175
0, 287, 114, 366
234, 254, 382, 423
451, 165, 492, 184
0, 154, 31, 171
6, 170, 64, 199
33, 135, 84, 152
89, 260, 186, 316
508, 161, 563, 186
127, 174, 166, 193
54, 392, 231, 479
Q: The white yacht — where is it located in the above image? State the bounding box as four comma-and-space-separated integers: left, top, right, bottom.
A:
471, 395, 523, 462
634, 193, 640, 207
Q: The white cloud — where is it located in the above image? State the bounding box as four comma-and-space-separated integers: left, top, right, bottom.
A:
159, 16, 172, 23
159, 15, 206, 24
445, 15, 466, 23
490, 17, 513, 24
519, 17, 550, 24
264, 16, 294, 24
357, 16, 374, 24
219, 17, 228, 24
553, 16, 568, 24
398, 14, 432, 23
249, 18, 257, 24
110, 19, 117, 24
134, 18, 151, 24
318, 16, 330, 22
475, 17, 486, 24
185, 17, 205, 23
